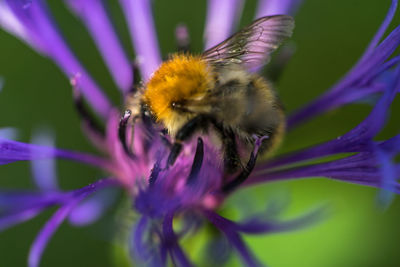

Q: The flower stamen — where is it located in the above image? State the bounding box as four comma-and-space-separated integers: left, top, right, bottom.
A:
118, 109, 135, 159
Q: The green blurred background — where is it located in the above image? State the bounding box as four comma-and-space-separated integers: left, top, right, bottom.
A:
1, 0, 400, 266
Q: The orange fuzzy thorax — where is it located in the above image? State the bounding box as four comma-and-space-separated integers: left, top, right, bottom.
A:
144, 54, 214, 128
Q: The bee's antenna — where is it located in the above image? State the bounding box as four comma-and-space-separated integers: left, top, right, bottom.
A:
186, 137, 204, 185
118, 110, 136, 159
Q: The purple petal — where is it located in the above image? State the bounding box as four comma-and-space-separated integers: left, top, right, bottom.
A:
288, 2, 400, 128
65, 0, 133, 92
30, 128, 59, 192
343, 25, 400, 93
119, 0, 161, 80
348, 63, 399, 137
203, 210, 263, 267
357, 0, 398, 65
235, 206, 326, 234
4, 0, 112, 117
380, 134, 400, 156
256, 0, 302, 17
27, 178, 119, 267
131, 216, 167, 267
362, 55, 400, 85
0, 178, 118, 215
203, 234, 232, 266
0, 138, 114, 171
132, 216, 150, 260
260, 65, 399, 171
0, 191, 65, 211
204, 0, 244, 49
375, 147, 397, 207
70, 178, 121, 196
162, 212, 193, 267
0, 1, 43, 51
251, 151, 400, 196
0, 206, 43, 231
28, 203, 76, 267
68, 188, 116, 226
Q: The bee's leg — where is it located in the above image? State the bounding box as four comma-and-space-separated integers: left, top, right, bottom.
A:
211, 124, 241, 174
221, 150, 257, 193
223, 137, 242, 173
221, 136, 267, 193
166, 115, 208, 167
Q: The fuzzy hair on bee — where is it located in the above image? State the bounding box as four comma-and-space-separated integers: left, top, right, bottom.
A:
124, 15, 294, 192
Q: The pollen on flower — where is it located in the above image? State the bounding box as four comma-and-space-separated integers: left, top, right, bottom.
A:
144, 54, 214, 126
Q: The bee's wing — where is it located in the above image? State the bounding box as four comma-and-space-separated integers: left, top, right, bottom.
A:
202, 15, 294, 69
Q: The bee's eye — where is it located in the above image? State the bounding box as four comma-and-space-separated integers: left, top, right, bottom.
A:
171, 101, 182, 109
171, 101, 188, 113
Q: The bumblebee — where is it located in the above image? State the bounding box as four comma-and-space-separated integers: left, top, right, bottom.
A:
125, 15, 294, 192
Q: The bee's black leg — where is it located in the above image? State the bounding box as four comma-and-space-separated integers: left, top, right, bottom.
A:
221, 151, 257, 193
211, 123, 241, 174
221, 137, 267, 193
166, 115, 208, 167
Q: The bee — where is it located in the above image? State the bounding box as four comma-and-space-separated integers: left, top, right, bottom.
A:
125, 15, 294, 192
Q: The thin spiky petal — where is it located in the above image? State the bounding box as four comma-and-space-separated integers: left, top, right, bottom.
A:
0, 138, 113, 172
28, 202, 76, 267
27, 179, 117, 267
65, 0, 133, 92
204, 0, 244, 49
288, 0, 400, 128
2, 0, 112, 117
119, 0, 161, 80
256, 0, 302, 17
30, 128, 59, 192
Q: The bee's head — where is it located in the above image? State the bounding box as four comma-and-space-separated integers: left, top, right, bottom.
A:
143, 54, 214, 134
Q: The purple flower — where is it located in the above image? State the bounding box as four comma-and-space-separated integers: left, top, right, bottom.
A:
0, 0, 400, 266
